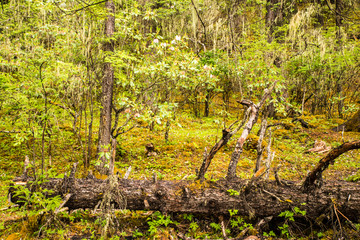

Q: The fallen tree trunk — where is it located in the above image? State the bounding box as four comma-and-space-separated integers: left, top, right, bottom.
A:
9, 176, 360, 221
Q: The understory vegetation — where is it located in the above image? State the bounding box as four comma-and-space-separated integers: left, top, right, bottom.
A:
0, 0, 360, 239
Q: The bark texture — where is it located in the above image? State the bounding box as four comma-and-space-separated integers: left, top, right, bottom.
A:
227, 84, 275, 179
197, 128, 233, 180
227, 101, 258, 179
98, 0, 115, 173
9, 177, 360, 221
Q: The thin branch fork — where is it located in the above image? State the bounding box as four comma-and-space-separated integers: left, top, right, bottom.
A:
227, 83, 277, 179
197, 106, 251, 180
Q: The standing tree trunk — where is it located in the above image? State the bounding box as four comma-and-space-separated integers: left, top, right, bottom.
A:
204, 90, 210, 117
98, 0, 115, 174
265, 0, 282, 43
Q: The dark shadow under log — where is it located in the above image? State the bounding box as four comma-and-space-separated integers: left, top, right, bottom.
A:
9, 177, 360, 221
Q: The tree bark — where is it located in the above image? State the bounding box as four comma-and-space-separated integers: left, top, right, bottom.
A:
197, 107, 250, 180
10, 137, 360, 221
227, 100, 258, 179
9, 177, 360, 221
265, 0, 283, 43
197, 129, 232, 180
98, 0, 115, 173
227, 84, 275, 179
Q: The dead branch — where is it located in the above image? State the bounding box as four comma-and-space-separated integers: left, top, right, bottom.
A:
197, 107, 250, 180
227, 83, 276, 179
302, 140, 360, 191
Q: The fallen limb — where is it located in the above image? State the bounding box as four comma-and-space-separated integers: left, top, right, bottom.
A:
9, 176, 360, 221
302, 140, 360, 191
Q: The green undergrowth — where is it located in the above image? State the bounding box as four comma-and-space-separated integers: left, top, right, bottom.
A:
1, 111, 360, 239
2, 207, 360, 239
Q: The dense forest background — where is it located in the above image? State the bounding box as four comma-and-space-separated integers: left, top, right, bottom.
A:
0, 0, 360, 239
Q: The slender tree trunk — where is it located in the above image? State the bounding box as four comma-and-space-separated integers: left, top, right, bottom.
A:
335, 0, 342, 46
265, 0, 281, 43
255, 113, 268, 173
98, 0, 115, 173
227, 101, 259, 179
204, 91, 210, 117
165, 120, 170, 142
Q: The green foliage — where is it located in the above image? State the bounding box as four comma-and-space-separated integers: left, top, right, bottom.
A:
0, 0, 359, 239
227, 189, 240, 196
263, 231, 276, 237
147, 211, 177, 236
210, 222, 221, 232
346, 171, 360, 182
14, 180, 61, 216
278, 205, 307, 238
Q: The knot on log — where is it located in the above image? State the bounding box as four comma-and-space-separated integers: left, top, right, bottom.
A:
182, 187, 190, 199
155, 186, 168, 200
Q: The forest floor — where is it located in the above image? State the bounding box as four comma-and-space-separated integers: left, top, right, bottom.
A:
1, 109, 360, 239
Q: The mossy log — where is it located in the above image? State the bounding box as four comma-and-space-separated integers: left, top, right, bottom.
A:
9, 176, 360, 221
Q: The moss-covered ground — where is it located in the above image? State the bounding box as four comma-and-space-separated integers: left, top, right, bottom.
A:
1, 105, 360, 239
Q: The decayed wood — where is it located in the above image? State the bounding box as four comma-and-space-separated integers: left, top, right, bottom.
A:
197, 108, 250, 180
9, 177, 360, 221
227, 100, 259, 179
227, 83, 275, 179
197, 128, 233, 180
302, 140, 360, 191
254, 111, 268, 173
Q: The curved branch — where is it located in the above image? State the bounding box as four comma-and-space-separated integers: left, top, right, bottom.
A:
302, 140, 360, 191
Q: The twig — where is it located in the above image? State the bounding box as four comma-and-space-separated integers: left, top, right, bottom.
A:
0, 204, 19, 211
335, 206, 360, 236
54, 194, 72, 214
219, 215, 228, 239
0, 130, 21, 133
54, 0, 107, 15
333, 201, 343, 237
262, 189, 283, 202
